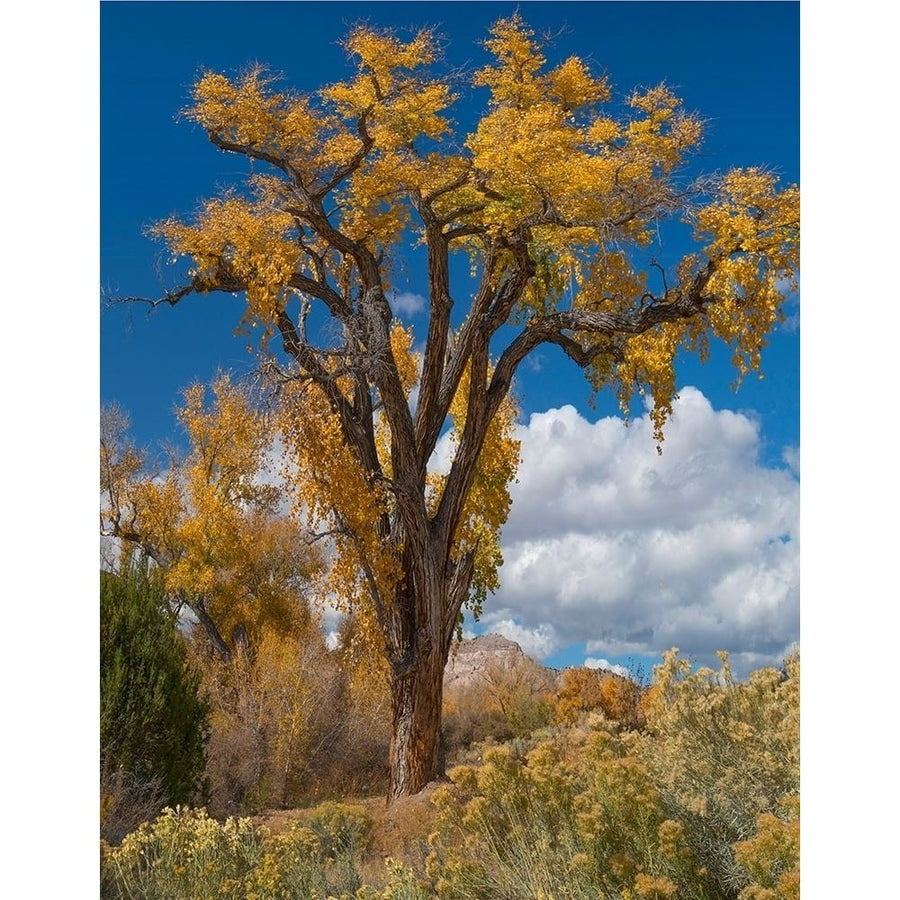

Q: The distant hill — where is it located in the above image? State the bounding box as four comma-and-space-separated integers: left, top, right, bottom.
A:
444, 634, 531, 689
443, 633, 563, 692
444, 633, 638, 691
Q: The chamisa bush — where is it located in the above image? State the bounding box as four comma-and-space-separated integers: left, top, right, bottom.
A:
427, 727, 714, 899
636, 649, 800, 899
101, 802, 431, 900
425, 650, 799, 899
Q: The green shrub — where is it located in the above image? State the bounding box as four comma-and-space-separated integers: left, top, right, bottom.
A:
100, 558, 209, 841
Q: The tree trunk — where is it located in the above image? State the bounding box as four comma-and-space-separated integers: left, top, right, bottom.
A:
387, 631, 450, 800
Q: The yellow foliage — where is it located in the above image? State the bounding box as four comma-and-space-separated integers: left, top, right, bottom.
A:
554, 666, 644, 728
153, 193, 299, 340
200, 619, 342, 811
428, 653, 798, 898
734, 809, 800, 900
278, 377, 401, 616
101, 375, 320, 650
150, 13, 798, 451
640, 649, 800, 892
446, 366, 521, 613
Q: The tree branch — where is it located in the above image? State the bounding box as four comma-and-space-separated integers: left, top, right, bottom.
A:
485, 259, 718, 421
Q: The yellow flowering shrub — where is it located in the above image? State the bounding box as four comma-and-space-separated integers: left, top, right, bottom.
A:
102, 806, 262, 899
426, 726, 711, 899
639, 650, 800, 897
423, 652, 799, 899
102, 645, 799, 899
732, 804, 800, 900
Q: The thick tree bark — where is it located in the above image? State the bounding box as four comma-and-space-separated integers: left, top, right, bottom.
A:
387, 634, 449, 800
384, 537, 477, 800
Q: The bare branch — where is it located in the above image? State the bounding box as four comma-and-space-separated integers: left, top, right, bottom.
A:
108, 281, 199, 313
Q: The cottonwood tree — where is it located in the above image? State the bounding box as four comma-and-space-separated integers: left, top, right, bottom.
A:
115, 16, 799, 798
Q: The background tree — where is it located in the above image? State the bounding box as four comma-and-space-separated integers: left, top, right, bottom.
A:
100, 556, 208, 840
101, 374, 321, 660
118, 15, 799, 798
555, 666, 645, 730
443, 655, 556, 751
199, 616, 345, 814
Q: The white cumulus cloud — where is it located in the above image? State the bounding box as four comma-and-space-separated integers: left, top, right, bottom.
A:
584, 657, 634, 679
390, 291, 426, 317
480, 387, 799, 676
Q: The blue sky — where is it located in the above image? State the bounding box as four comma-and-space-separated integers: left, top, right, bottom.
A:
100, 1, 800, 677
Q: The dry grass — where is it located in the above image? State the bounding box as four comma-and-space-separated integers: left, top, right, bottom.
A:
100, 763, 167, 845
252, 781, 443, 888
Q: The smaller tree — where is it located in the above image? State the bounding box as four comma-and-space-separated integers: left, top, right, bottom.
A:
554, 666, 644, 729
101, 374, 322, 660
100, 556, 208, 838
199, 610, 347, 814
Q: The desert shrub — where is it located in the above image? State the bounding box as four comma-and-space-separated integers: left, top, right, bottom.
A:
100, 806, 263, 900
305, 801, 373, 857
250, 821, 429, 900
100, 558, 209, 841
354, 859, 432, 899
427, 726, 712, 899
250, 824, 332, 899
638, 650, 800, 897
249, 817, 368, 899
102, 803, 402, 900
732, 802, 800, 900
427, 652, 800, 899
